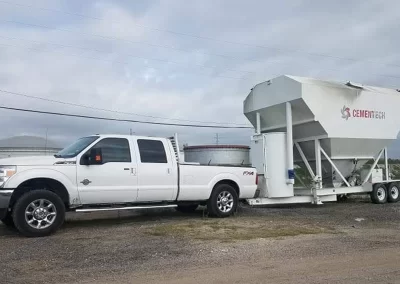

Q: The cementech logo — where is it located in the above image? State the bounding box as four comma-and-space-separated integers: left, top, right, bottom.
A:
341, 105, 386, 120
341, 106, 351, 120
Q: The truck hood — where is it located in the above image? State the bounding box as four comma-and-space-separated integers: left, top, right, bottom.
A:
0, 156, 76, 166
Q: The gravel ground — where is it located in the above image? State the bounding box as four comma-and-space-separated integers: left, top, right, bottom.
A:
1, 197, 400, 284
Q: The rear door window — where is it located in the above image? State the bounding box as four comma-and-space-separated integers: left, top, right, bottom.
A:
137, 139, 168, 163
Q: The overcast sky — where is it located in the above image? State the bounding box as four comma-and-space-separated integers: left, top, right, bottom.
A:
0, 0, 400, 155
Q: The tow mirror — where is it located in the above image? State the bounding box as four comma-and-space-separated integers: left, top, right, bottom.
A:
81, 148, 103, 165
89, 148, 103, 165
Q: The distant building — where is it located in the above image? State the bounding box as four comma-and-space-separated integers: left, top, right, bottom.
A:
0, 136, 62, 158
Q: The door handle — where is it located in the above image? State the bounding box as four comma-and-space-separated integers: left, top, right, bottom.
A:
124, 168, 130, 171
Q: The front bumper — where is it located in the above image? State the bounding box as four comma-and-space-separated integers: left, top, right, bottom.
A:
0, 189, 13, 219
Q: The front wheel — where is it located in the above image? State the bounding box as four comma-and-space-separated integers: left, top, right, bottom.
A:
207, 184, 238, 218
13, 190, 65, 237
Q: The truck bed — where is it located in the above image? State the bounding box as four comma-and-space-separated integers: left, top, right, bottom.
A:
177, 164, 257, 201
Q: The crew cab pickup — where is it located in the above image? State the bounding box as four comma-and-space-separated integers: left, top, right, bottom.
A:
0, 134, 257, 237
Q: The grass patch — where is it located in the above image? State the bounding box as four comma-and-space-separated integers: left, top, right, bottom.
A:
146, 218, 333, 242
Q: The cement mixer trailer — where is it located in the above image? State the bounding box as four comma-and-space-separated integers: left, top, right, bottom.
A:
244, 75, 400, 205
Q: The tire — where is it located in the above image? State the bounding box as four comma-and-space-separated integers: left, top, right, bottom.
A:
207, 184, 238, 218
370, 184, 387, 204
387, 183, 400, 203
12, 190, 65, 237
175, 204, 198, 213
1, 212, 15, 228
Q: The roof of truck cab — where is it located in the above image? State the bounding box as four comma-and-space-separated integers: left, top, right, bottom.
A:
94, 134, 169, 140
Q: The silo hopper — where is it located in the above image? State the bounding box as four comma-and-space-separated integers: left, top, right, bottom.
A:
244, 75, 400, 205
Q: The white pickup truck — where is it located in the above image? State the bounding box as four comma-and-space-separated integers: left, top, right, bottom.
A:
0, 134, 257, 237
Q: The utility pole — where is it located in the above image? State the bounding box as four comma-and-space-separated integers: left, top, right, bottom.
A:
215, 133, 219, 145
45, 128, 48, 156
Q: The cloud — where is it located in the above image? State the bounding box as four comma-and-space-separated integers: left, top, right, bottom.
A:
0, 0, 399, 157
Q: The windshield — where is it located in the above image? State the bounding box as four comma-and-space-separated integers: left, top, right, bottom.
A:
55, 136, 99, 158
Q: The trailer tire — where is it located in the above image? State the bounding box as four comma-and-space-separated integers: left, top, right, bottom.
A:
1, 212, 15, 228
175, 204, 198, 213
387, 183, 400, 203
207, 184, 238, 218
13, 190, 65, 237
370, 184, 387, 204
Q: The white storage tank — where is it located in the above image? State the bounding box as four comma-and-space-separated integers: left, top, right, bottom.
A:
183, 145, 251, 166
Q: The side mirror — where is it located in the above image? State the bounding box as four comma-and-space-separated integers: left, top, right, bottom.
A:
81, 153, 90, 165
90, 148, 103, 165
81, 148, 103, 165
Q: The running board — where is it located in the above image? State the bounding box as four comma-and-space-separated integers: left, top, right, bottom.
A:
75, 204, 177, 213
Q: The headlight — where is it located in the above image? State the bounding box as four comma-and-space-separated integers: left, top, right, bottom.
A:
0, 166, 17, 187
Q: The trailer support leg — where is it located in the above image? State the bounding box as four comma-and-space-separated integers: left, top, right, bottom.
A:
286, 102, 295, 184
385, 147, 389, 181
313, 139, 322, 204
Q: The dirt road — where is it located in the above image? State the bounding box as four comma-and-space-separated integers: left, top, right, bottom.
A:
110, 247, 400, 284
1, 198, 400, 284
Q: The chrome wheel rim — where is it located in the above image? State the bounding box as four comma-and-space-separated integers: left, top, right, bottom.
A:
217, 191, 234, 213
25, 199, 57, 230
390, 186, 399, 200
377, 187, 386, 201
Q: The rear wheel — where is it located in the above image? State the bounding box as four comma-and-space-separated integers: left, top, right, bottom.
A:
207, 184, 238, 218
175, 204, 198, 213
370, 184, 387, 204
387, 183, 400, 203
1, 212, 15, 228
13, 190, 65, 237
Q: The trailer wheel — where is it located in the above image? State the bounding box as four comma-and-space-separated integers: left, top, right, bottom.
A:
370, 184, 387, 204
13, 190, 65, 237
207, 184, 238, 218
387, 183, 400, 203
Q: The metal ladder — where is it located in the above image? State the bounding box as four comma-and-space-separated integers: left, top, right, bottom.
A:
168, 133, 180, 162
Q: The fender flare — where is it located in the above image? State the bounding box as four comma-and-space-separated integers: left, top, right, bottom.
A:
5, 168, 80, 205
207, 173, 242, 197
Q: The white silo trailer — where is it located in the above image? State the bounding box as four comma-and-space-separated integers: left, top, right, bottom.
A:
244, 75, 400, 205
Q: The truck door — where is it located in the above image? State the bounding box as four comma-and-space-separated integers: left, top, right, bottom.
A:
77, 137, 138, 204
135, 138, 177, 202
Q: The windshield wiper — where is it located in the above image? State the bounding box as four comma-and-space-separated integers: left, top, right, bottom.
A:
54, 154, 62, 158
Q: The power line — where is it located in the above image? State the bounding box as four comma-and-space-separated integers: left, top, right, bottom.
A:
0, 41, 243, 80
0, 88, 251, 126
0, 105, 253, 129
0, 35, 252, 75
1, 1, 400, 69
